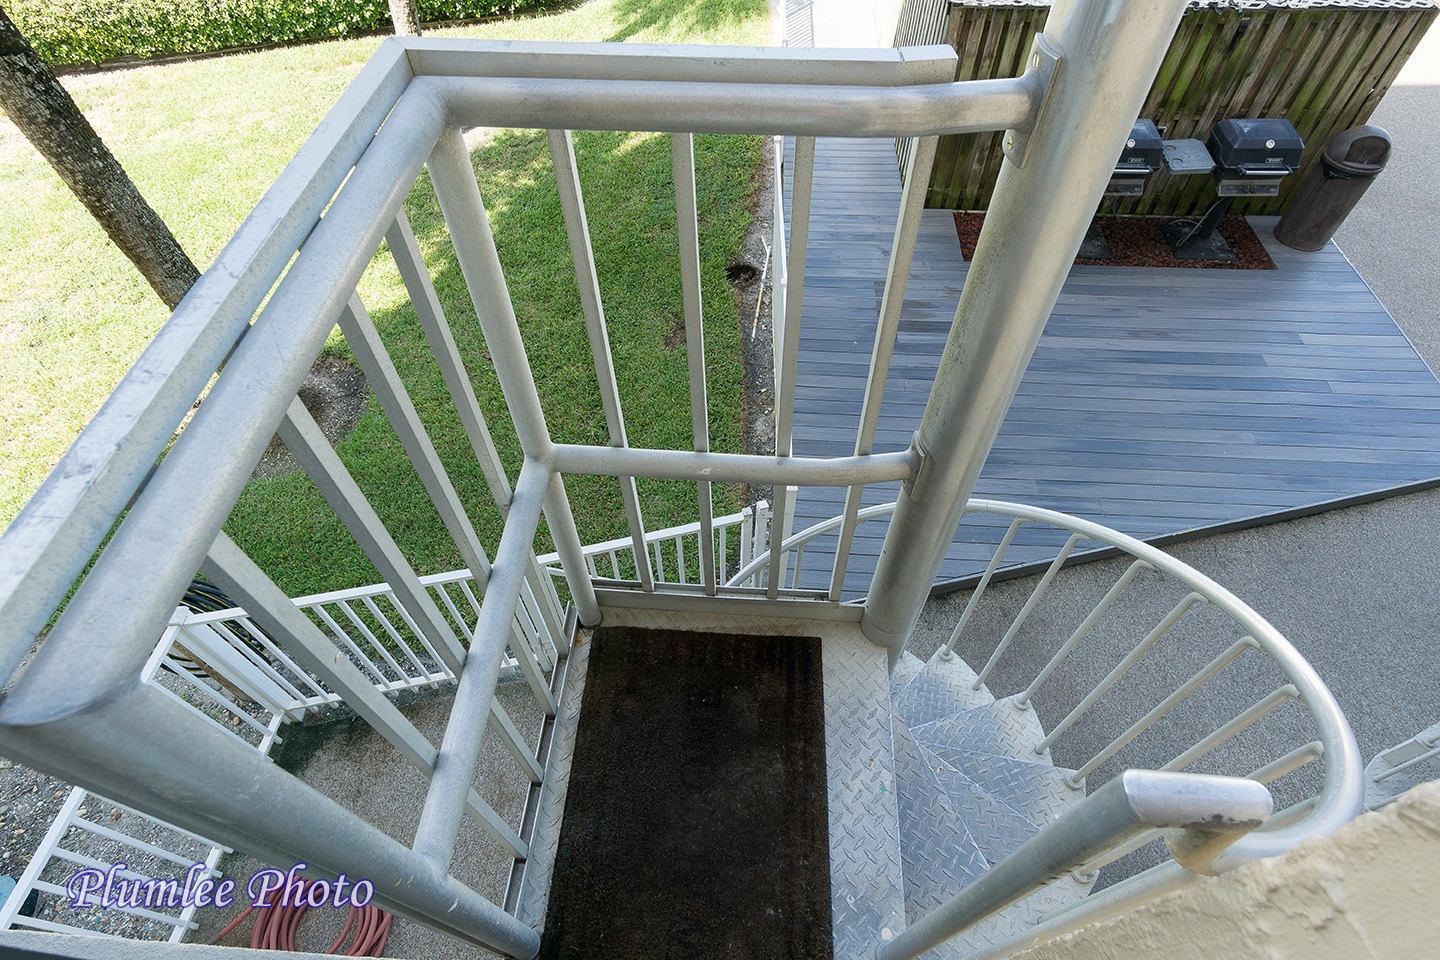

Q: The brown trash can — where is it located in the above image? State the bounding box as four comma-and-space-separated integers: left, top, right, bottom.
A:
1274, 125, 1391, 251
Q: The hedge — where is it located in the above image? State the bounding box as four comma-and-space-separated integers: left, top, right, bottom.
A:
7, 0, 553, 67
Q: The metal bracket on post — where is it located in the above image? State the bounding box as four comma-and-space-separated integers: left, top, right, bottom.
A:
1002, 35, 1061, 170
902, 433, 926, 495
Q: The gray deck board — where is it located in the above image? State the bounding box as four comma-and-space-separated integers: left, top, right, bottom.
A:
781, 137, 1440, 596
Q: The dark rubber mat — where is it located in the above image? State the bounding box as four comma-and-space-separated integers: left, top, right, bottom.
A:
538, 626, 832, 960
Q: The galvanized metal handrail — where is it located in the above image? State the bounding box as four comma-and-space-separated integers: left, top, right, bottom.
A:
875, 771, 1274, 960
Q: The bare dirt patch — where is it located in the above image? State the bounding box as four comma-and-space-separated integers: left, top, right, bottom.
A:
252, 355, 369, 480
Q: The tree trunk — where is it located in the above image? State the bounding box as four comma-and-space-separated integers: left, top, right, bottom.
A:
388, 0, 421, 36
0, 6, 199, 310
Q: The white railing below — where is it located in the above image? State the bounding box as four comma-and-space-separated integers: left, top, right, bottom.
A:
537, 499, 798, 593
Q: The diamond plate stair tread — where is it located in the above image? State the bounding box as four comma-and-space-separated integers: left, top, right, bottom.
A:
919, 747, 1083, 827
918, 745, 1038, 866
890, 651, 926, 699
515, 632, 591, 930
893, 718, 990, 923
893, 652, 994, 730
823, 625, 907, 959
911, 697, 1050, 764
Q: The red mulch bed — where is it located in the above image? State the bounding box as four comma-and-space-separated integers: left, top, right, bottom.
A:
953, 212, 1276, 270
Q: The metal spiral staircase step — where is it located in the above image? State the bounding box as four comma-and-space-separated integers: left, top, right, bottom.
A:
889, 650, 1093, 956
892, 652, 996, 729
893, 720, 991, 918
919, 746, 1082, 827
910, 697, 1053, 766
915, 743, 1038, 864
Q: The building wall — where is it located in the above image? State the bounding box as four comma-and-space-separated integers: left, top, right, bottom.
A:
1009, 781, 1440, 960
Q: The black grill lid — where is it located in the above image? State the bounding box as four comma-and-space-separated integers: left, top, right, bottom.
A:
1209, 118, 1304, 173
1116, 119, 1164, 173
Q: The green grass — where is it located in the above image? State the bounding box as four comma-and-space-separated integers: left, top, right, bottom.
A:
0, 0, 771, 596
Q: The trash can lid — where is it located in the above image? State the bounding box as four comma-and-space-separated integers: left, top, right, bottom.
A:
1323, 124, 1391, 176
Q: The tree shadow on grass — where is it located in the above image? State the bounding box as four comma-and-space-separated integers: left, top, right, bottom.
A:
605, 0, 766, 43
227, 125, 760, 596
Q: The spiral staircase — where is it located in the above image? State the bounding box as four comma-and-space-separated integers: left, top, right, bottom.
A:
888, 649, 1090, 957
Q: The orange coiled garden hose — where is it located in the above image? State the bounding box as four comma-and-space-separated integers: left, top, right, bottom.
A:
210, 878, 392, 956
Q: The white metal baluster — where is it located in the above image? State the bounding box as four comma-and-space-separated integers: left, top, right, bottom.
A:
430, 582, 475, 643
385, 594, 456, 676
1037, 593, 1206, 753
770, 135, 788, 368
974, 532, 1087, 689
546, 129, 655, 591
942, 516, 1024, 660
1162, 686, 1300, 772
739, 505, 754, 573
386, 211, 513, 515
719, 522, 730, 584
309, 602, 395, 687
224, 619, 328, 701
829, 135, 939, 600
338, 297, 496, 588
362, 595, 436, 683
204, 619, 318, 703
1018, 559, 1152, 706
770, 135, 815, 598
671, 133, 716, 594
487, 700, 544, 785
334, 599, 411, 686
1249, 742, 1325, 786
754, 501, 771, 587
1068, 636, 1260, 786
676, 534, 689, 585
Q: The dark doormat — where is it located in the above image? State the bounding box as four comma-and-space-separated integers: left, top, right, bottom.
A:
538, 626, 833, 960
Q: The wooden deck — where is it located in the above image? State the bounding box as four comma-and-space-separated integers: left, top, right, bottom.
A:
784, 137, 1440, 596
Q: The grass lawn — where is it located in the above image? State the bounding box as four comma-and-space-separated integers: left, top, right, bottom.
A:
0, 0, 772, 596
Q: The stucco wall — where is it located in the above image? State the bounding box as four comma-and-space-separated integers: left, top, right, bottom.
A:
1010, 781, 1440, 960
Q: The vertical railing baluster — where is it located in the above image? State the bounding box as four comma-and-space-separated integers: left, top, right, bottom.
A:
943, 515, 1024, 664
770, 135, 788, 361
973, 532, 1087, 689
276, 396, 465, 673
426, 131, 599, 626
546, 129, 655, 591
337, 296, 494, 587
383, 212, 567, 657
770, 136, 815, 598
829, 135, 939, 601
671, 133, 716, 594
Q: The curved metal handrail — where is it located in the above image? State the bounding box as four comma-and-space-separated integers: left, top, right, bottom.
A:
732, 496, 1363, 874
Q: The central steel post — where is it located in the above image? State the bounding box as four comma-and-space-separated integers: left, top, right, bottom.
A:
861, 0, 1188, 666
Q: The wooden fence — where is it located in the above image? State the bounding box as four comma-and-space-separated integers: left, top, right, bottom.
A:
896, 1, 1437, 215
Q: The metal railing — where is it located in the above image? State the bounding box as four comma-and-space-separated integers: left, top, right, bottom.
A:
0, 36, 1044, 957
739, 496, 1362, 954
0, 2, 1356, 957
876, 770, 1275, 960
536, 500, 782, 590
